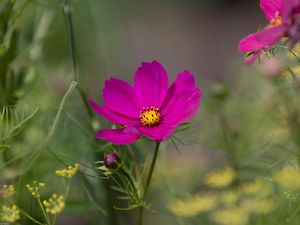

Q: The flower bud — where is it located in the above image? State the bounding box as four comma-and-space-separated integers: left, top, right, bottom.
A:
260, 57, 284, 78
104, 152, 121, 169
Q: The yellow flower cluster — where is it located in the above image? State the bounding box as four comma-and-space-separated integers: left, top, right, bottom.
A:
240, 180, 272, 197
273, 165, 300, 190
204, 167, 237, 188
55, 163, 79, 178
211, 207, 249, 225
168, 178, 278, 223
0, 205, 20, 223
43, 194, 65, 215
219, 190, 240, 206
242, 198, 276, 214
168, 193, 217, 217
0, 184, 15, 198
26, 181, 45, 197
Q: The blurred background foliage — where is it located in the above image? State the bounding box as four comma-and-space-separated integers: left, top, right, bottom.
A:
2, 0, 300, 225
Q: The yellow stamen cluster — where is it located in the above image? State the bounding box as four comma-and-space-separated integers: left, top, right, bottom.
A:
139, 106, 161, 127
204, 167, 237, 188
0, 205, 20, 223
55, 163, 79, 178
0, 184, 15, 198
270, 11, 282, 26
43, 194, 65, 215
26, 181, 45, 198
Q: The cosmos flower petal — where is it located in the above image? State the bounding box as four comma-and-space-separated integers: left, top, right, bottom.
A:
260, 0, 283, 21
238, 25, 286, 53
137, 125, 177, 142
103, 77, 140, 117
96, 127, 141, 144
160, 71, 201, 125
134, 60, 168, 108
89, 100, 140, 126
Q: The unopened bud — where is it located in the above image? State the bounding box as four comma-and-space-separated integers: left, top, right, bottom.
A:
104, 152, 121, 169
260, 57, 284, 78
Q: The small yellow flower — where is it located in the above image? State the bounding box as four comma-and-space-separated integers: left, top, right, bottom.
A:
219, 190, 240, 206
168, 193, 217, 217
55, 163, 79, 178
0, 205, 20, 223
211, 207, 249, 225
26, 181, 45, 198
240, 179, 273, 197
43, 194, 65, 215
242, 198, 277, 214
204, 167, 237, 188
0, 184, 15, 198
273, 165, 300, 190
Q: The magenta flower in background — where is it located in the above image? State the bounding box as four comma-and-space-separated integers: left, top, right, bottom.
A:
238, 0, 300, 64
90, 61, 201, 145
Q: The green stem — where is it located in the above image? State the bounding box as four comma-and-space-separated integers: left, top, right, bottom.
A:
63, 0, 77, 82
52, 215, 57, 225
64, 180, 72, 198
138, 142, 160, 225
137, 206, 144, 225
38, 197, 51, 225
62, 2, 117, 225
62, 0, 94, 119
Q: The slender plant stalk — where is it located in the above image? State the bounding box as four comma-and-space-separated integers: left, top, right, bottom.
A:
38, 197, 51, 225
64, 180, 72, 198
62, 2, 118, 225
63, 0, 78, 82
138, 142, 160, 225
137, 206, 144, 225
63, 0, 94, 119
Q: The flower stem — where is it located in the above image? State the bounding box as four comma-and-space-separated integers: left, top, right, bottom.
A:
138, 142, 160, 225
63, 0, 94, 119
63, 0, 77, 82
38, 197, 51, 225
64, 180, 72, 198
137, 206, 144, 225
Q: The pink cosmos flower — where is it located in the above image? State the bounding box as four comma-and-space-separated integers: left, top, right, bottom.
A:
90, 61, 201, 145
238, 0, 300, 64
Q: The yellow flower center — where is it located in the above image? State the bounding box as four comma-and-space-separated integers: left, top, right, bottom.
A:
270, 12, 282, 26
139, 106, 161, 127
